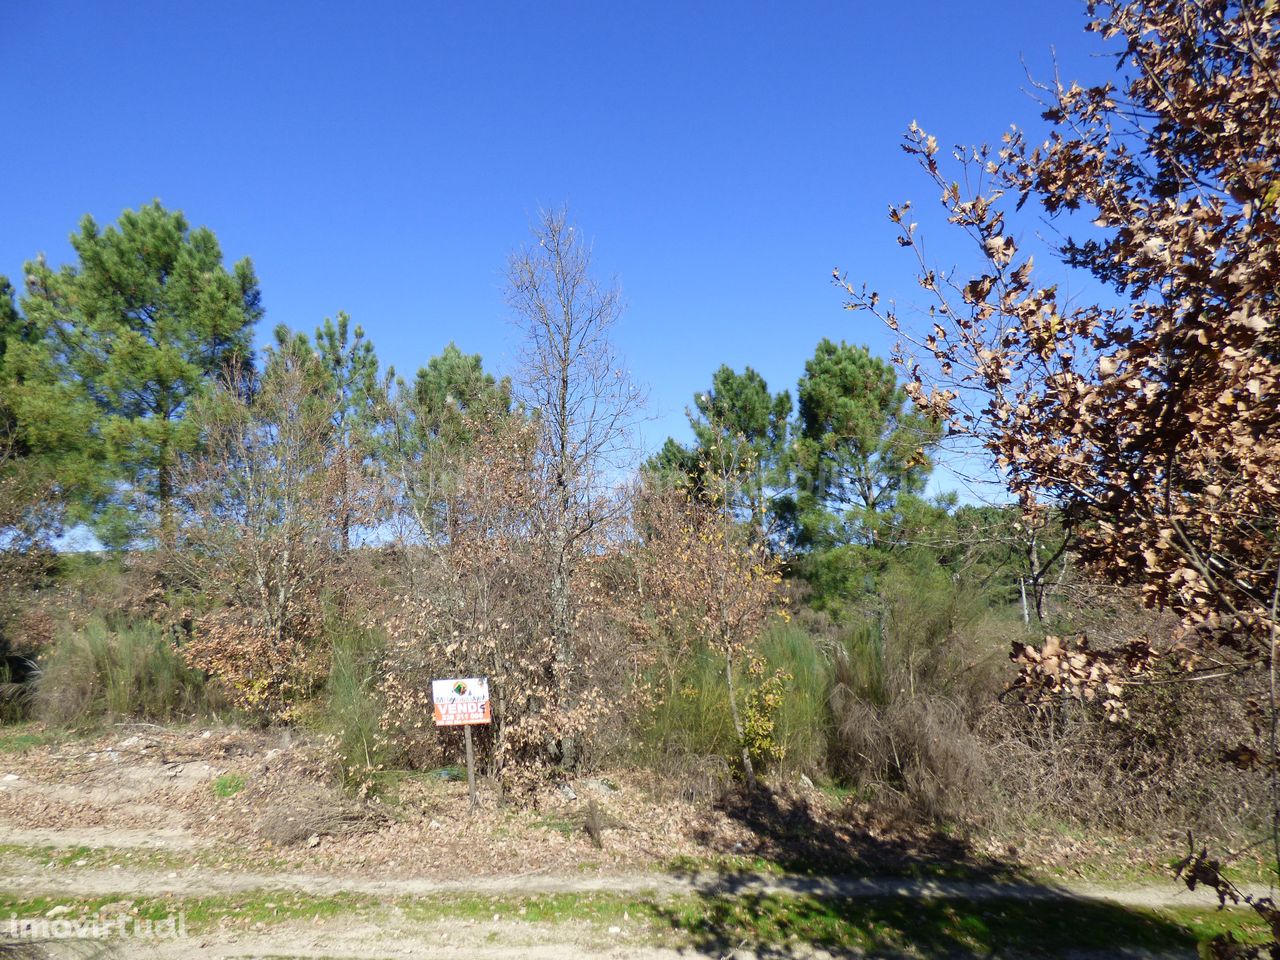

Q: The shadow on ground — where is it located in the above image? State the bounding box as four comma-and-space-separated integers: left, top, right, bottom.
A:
654, 785, 1238, 958
684, 784, 1017, 879
1, 944, 116, 959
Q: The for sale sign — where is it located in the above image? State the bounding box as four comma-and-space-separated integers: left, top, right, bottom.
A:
431, 677, 491, 726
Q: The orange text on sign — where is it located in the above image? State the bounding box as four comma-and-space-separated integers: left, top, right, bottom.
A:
433, 701, 492, 726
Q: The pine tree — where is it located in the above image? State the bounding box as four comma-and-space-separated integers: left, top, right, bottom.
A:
648, 365, 791, 541
11, 202, 260, 548
411, 341, 511, 448
790, 339, 939, 549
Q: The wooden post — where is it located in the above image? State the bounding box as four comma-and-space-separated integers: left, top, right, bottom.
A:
464, 723, 478, 811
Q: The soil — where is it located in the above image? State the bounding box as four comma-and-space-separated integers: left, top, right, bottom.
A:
0, 724, 1255, 959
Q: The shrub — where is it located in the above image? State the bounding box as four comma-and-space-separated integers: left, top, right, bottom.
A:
756, 622, 832, 775
0, 658, 34, 723
826, 583, 994, 820
642, 628, 818, 782
35, 618, 214, 725
306, 620, 401, 795
643, 644, 736, 766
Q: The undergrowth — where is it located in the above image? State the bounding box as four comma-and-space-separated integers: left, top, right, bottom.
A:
34, 618, 215, 726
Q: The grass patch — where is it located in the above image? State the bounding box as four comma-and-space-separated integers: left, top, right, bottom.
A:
650, 893, 1267, 956
212, 773, 246, 798
0, 888, 1265, 954
1002, 825, 1280, 888
0, 842, 197, 873
0, 890, 370, 932
0, 722, 61, 753
659, 848, 1014, 883
531, 814, 578, 836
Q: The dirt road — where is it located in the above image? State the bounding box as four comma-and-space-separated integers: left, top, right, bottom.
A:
1, 852, 1258, 909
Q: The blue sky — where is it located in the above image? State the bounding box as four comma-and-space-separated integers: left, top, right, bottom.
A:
1, 1, 1106, 469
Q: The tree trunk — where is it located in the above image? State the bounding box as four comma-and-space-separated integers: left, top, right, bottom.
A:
551, 545, 575, 769
724, 651, 756, 789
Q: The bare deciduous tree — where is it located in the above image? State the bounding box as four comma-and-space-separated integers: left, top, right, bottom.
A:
506, 208, 646, 768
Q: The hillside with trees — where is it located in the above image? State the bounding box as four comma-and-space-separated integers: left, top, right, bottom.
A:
1, 2, 1277, 956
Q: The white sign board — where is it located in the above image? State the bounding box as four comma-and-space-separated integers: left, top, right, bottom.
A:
431, 677, 491, 726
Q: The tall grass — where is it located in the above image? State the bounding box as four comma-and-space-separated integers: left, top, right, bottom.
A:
757, 622, 833, 775
642, 621, 839, 780
307, 620, 401, 791
36, 618, 214, 725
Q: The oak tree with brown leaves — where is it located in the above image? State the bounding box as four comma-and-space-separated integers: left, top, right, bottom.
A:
381, 408, 637, 791
841, 0, 1280, 932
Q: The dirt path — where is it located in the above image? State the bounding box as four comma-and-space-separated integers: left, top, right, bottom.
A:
4, 867, 1232, 960
0, 825, 205, 850
1, 853, 1262, 909
0, 733, 1259, 958
1, 828, 1252, 959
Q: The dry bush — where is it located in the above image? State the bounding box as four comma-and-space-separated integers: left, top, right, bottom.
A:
830, 657, 989, 822
254, 781, 377, 846
382, 412, 638, 794
818, 553, 1007, 821
173, 354, 383, 720
953, 574, 1267, 836
985, 659, 1268, 838
182, 609, 327, 721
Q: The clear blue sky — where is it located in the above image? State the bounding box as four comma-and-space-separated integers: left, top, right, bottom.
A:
1, 1, 1106, 464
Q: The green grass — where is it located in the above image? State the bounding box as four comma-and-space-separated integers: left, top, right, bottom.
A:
35, 618, 214, 725
0, 722, 61, 753
531, 814, 578, 836
995, 822, 1280, 888
0, 890, 367, 931
212, 773, 246, 798
651, 893, 1268, 956
0, 887, 1266, 953
0, 842, 193, 872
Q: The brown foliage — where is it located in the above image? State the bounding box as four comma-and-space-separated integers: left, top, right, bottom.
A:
634, 471, 784, 787
1009, 633, 1159, 720
843, 1, 1280, 791
0, 434, 60, 654
173, 354, 383, 719
382, 411, 639, 791
845, 0, 1280, 661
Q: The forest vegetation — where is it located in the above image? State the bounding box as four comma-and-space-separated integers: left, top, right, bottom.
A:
1, 2, 1278, 955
